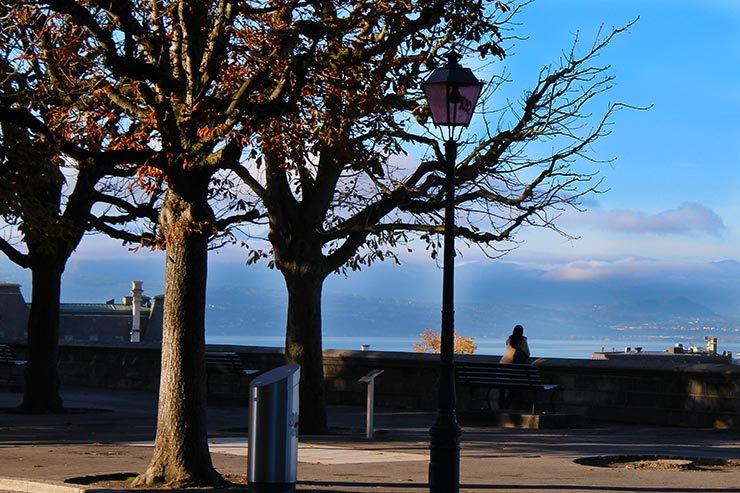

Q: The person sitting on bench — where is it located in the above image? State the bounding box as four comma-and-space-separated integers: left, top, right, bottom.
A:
499, 324, 530, 408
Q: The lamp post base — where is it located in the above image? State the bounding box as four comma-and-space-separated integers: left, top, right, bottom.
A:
428, 409, 461, 493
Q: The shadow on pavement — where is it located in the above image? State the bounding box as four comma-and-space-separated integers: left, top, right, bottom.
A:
299, 481, 740, 492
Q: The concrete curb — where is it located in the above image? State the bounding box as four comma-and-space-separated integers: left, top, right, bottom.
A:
0, 476, 252, 493
0, 477, 87, 493
0, 477, 247, 493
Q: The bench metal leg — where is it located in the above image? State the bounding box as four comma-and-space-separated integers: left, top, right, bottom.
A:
499, 389, 514, 410
549, 390, 557, 414
533, 390, 557, 414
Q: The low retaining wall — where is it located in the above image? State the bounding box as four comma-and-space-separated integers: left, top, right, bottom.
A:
6, 343, 740, 428
535, 357, 740, 428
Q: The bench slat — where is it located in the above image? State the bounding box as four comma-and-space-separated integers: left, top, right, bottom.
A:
0, 344, 26, 366
204, 351, 259, 376
203, 351, 259, 399
455, 361, 559, 412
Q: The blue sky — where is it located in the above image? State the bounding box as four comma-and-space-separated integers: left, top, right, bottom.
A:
2, 0, 740, 317
480, 1, 740, 279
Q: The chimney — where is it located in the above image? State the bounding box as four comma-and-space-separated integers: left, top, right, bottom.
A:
130, 281, 143, 342
146, 294, 165, 342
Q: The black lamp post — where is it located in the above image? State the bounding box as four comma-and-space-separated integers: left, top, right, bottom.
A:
422, 50, 483, 493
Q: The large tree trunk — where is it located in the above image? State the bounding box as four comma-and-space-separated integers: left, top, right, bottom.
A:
134, 185, 223, 487
283, 268, 328, 435
18, 259, 64, 413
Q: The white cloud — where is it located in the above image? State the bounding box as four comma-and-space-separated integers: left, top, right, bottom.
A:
543, 256, 711, 282
584, 203, 725, 235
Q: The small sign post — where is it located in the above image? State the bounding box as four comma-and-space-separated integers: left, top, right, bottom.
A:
358, 369, 384, 439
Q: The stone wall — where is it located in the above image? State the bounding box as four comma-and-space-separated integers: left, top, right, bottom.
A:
535, 357, 740, 428
0, 283, 28, 341
57, 342, 163, 390
7, 343, 740, 428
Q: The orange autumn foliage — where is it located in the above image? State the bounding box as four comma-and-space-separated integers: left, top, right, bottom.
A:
413, 328, 477, 355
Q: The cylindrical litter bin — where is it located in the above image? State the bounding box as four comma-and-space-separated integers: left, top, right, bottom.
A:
248, 364, 300, 493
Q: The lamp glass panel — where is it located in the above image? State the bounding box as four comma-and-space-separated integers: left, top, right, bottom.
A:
449, 84, 482, 126
423, 83, 449, 126
424, 83, 482, 127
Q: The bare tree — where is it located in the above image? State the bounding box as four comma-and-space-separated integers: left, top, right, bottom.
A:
0, 45, 157, 413
1, 0, 265, 486
231, 5, 633, 433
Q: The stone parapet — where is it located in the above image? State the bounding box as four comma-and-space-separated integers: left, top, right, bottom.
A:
6, 343, 740, 428
535, 357, 740, 428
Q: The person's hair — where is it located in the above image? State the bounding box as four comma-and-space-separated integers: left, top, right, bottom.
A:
510, 324, 525, 348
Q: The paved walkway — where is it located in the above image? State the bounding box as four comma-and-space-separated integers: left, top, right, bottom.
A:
1, 387, 740, 492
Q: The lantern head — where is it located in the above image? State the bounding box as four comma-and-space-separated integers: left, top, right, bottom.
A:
422, 51, 483, 127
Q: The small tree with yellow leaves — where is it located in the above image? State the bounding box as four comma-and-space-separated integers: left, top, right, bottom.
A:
413, 328, 477, 355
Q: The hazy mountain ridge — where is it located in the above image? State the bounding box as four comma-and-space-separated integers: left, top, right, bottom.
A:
3, 257, 739, 344
203, 284, 740, 343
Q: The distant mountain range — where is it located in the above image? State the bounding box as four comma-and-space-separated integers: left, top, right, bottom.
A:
203, 284, 740, 343
2, 256, 740, 345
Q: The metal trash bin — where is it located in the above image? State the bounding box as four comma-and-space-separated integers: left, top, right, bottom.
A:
248, 364, 300, 493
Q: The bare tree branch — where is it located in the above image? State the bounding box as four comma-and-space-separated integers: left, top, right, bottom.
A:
0, 236, 29, 268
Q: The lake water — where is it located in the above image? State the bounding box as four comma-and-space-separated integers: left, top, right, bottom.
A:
205, 335, 706, 360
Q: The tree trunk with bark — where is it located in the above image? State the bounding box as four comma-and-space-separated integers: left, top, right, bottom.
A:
18, 259, 64, 413
134, 180, 223, 487
282, 267, 328, 435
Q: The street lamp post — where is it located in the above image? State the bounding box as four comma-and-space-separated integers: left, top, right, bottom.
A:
422, 51, 483, 493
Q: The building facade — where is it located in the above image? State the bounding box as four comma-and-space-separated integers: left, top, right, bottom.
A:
0, 282, 163, 343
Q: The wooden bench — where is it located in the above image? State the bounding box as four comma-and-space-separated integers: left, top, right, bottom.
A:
0, 344, 27, 386
204, 351, 259, 397
455, 362, 559, 414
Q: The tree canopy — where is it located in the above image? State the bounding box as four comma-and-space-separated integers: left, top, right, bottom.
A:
0, 11, 160, 413
0, 0, 267, 485
227, 2, 629, 433
0, 0, 631, 484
